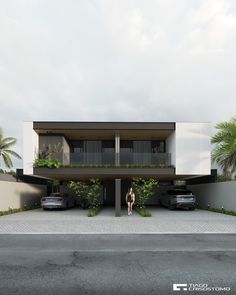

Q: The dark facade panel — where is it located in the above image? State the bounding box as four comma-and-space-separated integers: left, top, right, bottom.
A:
115, 179, 121, 217
33, 121, 175, 131
33, 167, 175, 180
186, 169, 217, 184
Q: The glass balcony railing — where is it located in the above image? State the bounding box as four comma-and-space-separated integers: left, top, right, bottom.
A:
120, 152, 171, 165
69, 152, 171, 166
70, 152, 115, 165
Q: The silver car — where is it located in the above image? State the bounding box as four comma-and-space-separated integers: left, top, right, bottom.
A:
41, 193, 76, 210
160, 189, 196, 210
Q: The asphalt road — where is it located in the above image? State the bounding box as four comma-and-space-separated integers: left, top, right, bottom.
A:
0, 234, 235, 295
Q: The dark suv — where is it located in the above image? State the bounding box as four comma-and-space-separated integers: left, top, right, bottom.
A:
160, 189, 196, 210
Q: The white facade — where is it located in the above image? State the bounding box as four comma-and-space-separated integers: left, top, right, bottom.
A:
23, 121, 211, 176
166, 122, 211, 175
166, 131, 176, 167
23, 122, 38, 175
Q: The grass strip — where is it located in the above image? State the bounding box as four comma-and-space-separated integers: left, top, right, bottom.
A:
0, 206, 40, 216
135, 207, 152, 217
198, 206, 236, 217
87, 206, 103, 217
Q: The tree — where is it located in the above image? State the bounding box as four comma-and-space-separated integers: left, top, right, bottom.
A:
132, 177, 159, 208
211, 117, 236, 177
68, 180, 89, 208
68, 178, 102, 208
0, 128, 21, 168
86, 179, 103, 208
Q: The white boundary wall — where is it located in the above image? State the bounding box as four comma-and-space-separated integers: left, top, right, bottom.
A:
189, 181, 236, 211
0, 181, 46, 211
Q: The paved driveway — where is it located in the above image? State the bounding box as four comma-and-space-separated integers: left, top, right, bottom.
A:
0, 207, 236, 233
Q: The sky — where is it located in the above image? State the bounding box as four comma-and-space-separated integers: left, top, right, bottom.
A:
0, 0, 236, 169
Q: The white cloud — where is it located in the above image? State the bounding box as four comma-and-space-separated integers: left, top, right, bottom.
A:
0, 0, 236, 169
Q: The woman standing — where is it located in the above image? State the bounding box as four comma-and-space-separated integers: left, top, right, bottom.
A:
125, 187, 135, 215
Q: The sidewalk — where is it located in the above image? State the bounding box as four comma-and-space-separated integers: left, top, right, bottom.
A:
0, 207, 236, 234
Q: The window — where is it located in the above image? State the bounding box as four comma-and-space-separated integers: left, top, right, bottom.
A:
120, 141, 133, 152
70, 140, 83, 153
102, 140, 115, 153
151, 140, 165, 153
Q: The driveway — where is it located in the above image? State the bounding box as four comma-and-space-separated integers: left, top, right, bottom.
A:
0, 206, 236, 234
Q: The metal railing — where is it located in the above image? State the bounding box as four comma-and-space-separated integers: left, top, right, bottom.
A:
120, 152, 171, 165
70, 152, 115, 165
69, 152, 171, 166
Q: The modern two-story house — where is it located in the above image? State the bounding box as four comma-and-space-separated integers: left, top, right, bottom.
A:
23, 121, 211, 216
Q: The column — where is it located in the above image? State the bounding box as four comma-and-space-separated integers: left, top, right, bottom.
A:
115, 179, 121, 217
115, 132, 120, 166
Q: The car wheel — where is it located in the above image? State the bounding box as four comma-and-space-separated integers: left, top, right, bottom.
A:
168, 204, 175, 210
189, 207, 195, 211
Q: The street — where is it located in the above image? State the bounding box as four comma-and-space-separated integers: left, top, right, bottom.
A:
0, 234, 235, 294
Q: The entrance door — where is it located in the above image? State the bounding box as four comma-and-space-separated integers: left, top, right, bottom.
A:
103, 181, 115, 206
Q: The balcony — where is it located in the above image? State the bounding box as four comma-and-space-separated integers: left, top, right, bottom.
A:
34, 152, 174, 180
69, 152, 171, 166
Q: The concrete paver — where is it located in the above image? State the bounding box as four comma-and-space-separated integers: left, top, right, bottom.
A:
0, 206, 236, 233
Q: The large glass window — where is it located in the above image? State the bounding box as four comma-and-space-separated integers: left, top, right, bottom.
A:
83, 141, 102, 153
151, 140, 165, 153
70, 140, 83, 153
102, 140, 115, 153
133, 141, 151, 153
70, 140, 103, 153
120, 140, 133, 152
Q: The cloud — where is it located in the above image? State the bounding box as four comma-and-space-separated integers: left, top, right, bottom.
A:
0, 0, 236, 169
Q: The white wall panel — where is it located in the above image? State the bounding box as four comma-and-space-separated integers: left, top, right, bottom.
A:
23, 122, 38, 175
166, 131, 176, 167
175, 123, 211, 175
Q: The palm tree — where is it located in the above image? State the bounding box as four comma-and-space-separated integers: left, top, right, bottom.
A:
211, 117, 236, 177
0, 128, 22, 168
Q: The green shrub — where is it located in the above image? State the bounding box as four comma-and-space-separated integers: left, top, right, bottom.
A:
34, 159, 62, 168
132, 177, 158, 208
87, 179, 103, 208
0, 169, 16, 176
197, 205, 236, 216
135, 207, 152, 217
0, 206, 40, 216
87, 206, 102, 217
68, 178, 103, 209
216, 174, 234, 182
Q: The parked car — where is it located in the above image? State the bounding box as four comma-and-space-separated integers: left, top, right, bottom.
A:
160, 189, 196, 210
41, 193, 76, 210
